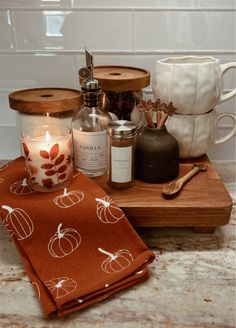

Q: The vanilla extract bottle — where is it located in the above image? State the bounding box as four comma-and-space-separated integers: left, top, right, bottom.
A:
72, 48, 111, 177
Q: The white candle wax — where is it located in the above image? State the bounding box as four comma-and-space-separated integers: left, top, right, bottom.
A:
22, 126, 72, 189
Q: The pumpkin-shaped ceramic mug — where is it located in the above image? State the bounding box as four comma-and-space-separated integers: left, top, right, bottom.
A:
153, 56, 236, 115
165, 109, 236, 158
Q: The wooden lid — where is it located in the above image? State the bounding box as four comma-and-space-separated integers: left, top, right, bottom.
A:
9, 87, 83, 114
93, 66, 150, 91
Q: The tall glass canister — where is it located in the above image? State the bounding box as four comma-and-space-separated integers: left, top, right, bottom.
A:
93, 66, 150, 127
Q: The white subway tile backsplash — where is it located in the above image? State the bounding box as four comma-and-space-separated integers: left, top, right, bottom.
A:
0, 54, 77, 89
0, 92, 16, 125
214, 104, 236, 133
0, 1, 235, 160
0, 126, 21, 159
216, 95, 236, 118
13, 10, 133, 51
72, 0, 236, 9
0, 11, 13, 51
207, 130, 235, 161
195, 0, 236, 9
134, 11, 236, 52
0, 0, 71, 9
1, 0, 235, 9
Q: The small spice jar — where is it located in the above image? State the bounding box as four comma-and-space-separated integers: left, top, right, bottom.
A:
94, 66, 150, 125
107, 120, 137, 189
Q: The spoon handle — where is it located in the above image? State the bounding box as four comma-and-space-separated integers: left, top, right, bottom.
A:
178, 164, 207, 186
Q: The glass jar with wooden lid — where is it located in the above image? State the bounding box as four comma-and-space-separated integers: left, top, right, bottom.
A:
8, 87, 83, 133
93, 66, 150, 126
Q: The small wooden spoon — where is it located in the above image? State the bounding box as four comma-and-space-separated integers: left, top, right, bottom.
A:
162, 164, 207, 196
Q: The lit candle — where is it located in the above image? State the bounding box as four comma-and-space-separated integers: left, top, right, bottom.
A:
21, 125, 73, 192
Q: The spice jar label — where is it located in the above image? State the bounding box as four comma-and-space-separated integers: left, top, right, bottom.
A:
73, 130, 107, 171
111, 146, 132, 183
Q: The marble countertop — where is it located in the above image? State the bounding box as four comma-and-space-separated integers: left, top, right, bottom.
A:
0, 160, 235, 328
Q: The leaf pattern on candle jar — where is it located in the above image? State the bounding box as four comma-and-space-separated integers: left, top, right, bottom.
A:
50, 144, 59, 160
55, 154, 65, 166
40, 150, 49, 159
42, 178, 53, 188
40, 143, 71, 187
22, 142, 31, 161
21, 142, 38, 183
66, 155, 72, 166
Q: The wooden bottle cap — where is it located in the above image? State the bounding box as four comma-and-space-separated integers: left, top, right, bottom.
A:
93, 66, 150, 92
9, 88, 83, 114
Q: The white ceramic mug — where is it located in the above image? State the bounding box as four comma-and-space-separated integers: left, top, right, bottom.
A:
165, 109, 236, 158
153, 56, 236, 115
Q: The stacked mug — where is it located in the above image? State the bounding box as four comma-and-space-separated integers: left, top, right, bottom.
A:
153, 56, 236, 158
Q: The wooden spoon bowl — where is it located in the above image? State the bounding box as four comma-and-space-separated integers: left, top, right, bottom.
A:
162, 164, 207, 197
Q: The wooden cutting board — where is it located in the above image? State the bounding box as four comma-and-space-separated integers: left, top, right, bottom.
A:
94, 155, 232, 233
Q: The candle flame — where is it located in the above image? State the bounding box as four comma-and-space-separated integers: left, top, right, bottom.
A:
45, 130, 51, 142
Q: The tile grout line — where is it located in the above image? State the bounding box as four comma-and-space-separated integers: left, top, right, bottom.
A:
0, 7, 235, 12
0, 50, 235, 55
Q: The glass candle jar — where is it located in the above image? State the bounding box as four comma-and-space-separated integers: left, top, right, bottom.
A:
8, 87, 83, 136
107, 120, 137, 189
94, 66, 150, 126
21, 124, 73, 192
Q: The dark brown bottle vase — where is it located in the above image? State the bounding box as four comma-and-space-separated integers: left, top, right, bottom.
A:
135, 126, 179, 183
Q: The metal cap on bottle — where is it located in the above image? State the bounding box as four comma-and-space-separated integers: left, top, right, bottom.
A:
79, 48, 100, 106
107, 120, 137, 139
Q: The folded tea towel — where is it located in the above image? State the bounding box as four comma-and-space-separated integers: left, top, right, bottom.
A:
0, 158, 155, 317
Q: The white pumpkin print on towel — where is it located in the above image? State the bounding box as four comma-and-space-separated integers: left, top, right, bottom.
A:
53, 188, 84, 208
98, 247, 134, 274
1, 205, 34, 240
10, 178, 34, 194
48, 223, 81, 258
45, 277, 77, 299
95, 196, 124, 224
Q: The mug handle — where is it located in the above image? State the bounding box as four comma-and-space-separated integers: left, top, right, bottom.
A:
215, 112, 236, 145
219, 62, 236, 103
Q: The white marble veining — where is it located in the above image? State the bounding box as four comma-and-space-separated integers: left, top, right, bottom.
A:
0, 160, 235, 328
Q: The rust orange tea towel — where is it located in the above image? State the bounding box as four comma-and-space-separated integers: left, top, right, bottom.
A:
0, 158, 155, 317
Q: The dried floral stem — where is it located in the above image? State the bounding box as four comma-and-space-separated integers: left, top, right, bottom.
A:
156, 111, 162, 126
157, 112, 168, 129
137, 99, 155, 128
144, 111, 155, 128
137, 98, 177, 129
